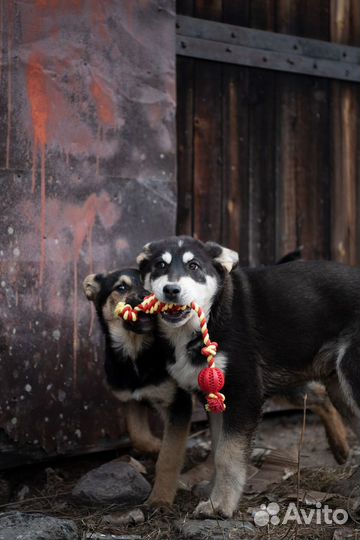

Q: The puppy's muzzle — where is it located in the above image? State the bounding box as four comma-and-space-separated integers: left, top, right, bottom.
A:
163, 283, 181, 303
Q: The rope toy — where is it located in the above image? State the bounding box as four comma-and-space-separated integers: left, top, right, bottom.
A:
114, 294, 226, 413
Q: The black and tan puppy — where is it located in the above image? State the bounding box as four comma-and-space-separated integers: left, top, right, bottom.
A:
83, 269, 192, 506
137, 236, 360, 518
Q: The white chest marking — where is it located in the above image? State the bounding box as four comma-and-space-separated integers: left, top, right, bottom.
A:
161, 318, 228, 392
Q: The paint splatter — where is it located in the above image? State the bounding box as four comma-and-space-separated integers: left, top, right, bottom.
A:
27, 52, 50, 286
90, 78, 116, 126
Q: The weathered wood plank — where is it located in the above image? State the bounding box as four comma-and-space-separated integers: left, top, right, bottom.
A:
330, 0, 360, 265
221, 0, 250, 263
275, 0, 331, 260
176, 0, 194, 16
248, 1, 276, 266
177, 14, 360, 64
176, 35, 360, 83
192, 2, 223, 242
194, 0, 223, 21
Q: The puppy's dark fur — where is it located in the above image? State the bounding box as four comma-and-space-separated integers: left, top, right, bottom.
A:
83, 269, 192, 506
137, 236, 360, 517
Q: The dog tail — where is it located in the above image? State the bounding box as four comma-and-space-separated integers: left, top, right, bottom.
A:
276, 246, 303, 265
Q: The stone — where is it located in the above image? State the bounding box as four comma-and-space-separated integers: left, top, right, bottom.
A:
72, 460, 151, 505
175, 518, 255, 539
102, 508, 145, 526
0, 511, 78, 540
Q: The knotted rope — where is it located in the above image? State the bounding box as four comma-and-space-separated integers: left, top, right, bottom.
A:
114, 294, 226, 413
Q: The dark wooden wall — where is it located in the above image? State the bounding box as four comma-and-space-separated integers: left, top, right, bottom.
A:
176, 0, 360, 267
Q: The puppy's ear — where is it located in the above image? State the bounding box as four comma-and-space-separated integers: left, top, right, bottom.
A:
83, 274, 101, 301
205, 242, 239, 273
136, 242, 152, 266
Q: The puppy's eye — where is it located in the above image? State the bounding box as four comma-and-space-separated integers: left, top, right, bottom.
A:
116, 283, 128, 292
155, 261, 167, 270
188, 261, 200, 271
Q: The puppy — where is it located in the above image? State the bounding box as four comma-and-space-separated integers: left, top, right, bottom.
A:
83, 268, 192, 506
137, 236, 360, 518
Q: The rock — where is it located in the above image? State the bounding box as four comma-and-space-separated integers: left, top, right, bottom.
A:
102, 509, 145, 526
0, 511, 78, 540
72, 460, 151, 506
175, 518, 255, 539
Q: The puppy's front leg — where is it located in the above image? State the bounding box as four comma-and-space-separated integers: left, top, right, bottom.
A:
147, 388, 192, 507
194, 370, 262, 518
194, 433, 250, 518
125, 401, 162, 454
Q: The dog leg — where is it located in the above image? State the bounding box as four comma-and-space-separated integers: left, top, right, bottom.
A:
193, 433, 250, 518
278, 383, 349, 464
194, 370, 262, 519
180, 413, 220, 494
147, 389, 192, 507
325, 370, 360, 442
125, 401, 162, 454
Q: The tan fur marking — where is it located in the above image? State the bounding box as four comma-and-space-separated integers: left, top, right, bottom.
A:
147, 411, 191, 506
136, 243, 151, 265
83, 273, 100, 300
125, 401, 161, 454
113, 275, 132, 288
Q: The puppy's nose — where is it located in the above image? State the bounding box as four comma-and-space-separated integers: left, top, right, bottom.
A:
163, 283, 181, 300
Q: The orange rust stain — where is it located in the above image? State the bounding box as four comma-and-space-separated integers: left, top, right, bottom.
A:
27, 54, 49, 147
90, 78, 116, 126
27, 53, 50, 286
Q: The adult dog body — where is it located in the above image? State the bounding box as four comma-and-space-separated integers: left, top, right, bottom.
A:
83, 269, 192, 506
137, 236, 360, 518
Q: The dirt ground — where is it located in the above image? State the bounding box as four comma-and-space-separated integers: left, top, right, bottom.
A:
1, 410, 360, 540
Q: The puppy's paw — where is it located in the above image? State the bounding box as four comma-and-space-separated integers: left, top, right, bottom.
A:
193, 499, 233, 519
145, 495, 173, 510
193, 500, 216, 518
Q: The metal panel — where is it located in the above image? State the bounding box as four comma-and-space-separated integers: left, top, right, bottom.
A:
176, 15, 360, 82
0, 0, 176, 464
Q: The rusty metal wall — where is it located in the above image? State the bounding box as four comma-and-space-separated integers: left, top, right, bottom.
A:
0, 0, 176, 464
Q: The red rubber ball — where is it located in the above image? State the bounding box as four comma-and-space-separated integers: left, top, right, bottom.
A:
198, 367, 225, 393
